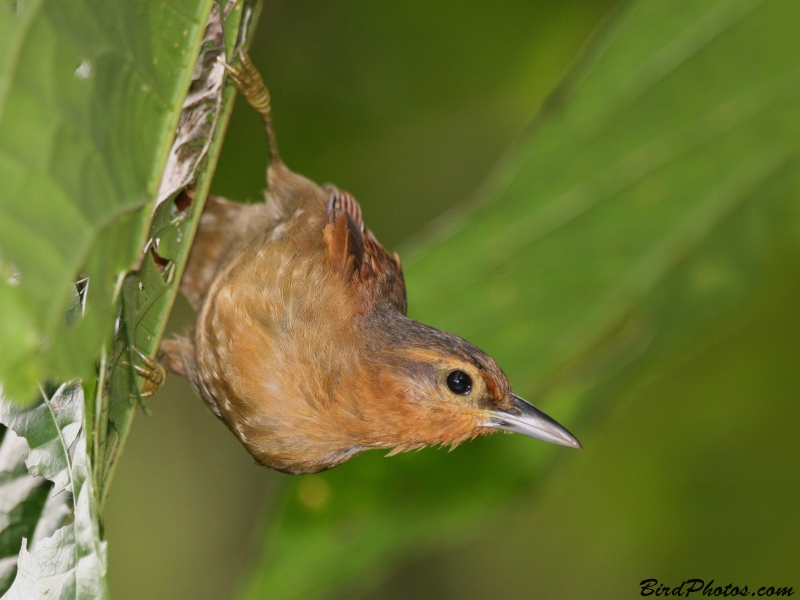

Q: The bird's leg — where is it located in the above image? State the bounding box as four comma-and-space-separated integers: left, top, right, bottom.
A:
219, 53, 281, 166
120, 347, 166, 399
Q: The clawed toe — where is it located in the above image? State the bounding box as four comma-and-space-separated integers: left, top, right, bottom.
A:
121, 347, 166, 398
218, 52, 281, 164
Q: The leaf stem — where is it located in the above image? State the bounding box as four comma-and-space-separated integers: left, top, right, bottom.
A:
39, 383, 74, 492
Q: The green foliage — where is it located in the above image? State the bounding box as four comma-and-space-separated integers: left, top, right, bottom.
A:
0, 426, 52, 592
421, 253, 800, 598
0, 383, 107, 598
241, 0, 800, 597
0, 0, 216, 401
0, 0, 256, 595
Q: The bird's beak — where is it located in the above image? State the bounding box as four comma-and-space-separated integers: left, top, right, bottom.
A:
484, 395, 582, 449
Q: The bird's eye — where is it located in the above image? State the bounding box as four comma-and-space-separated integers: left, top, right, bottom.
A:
446, 370, 472, 395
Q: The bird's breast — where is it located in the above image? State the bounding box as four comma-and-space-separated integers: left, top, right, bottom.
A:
194, 233, 369, 471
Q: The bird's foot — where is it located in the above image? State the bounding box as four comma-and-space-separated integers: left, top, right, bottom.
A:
218, 52, 281, 163
121, 347, 166, 399
219, 53, 270, 112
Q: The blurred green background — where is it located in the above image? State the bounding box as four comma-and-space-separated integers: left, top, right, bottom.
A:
103, 1, 799, 599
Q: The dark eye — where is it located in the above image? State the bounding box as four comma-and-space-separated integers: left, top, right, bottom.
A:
446, 370, 472, 395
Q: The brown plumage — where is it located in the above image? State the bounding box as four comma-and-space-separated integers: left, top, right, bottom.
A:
161, 54, 580, 474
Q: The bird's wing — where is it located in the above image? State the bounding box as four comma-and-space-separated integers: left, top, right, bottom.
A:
323, 187, 407, 315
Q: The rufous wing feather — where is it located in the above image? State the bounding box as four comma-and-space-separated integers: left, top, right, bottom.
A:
323, 187, 407, 315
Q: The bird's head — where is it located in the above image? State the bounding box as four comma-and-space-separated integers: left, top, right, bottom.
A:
358, 311, 581, 454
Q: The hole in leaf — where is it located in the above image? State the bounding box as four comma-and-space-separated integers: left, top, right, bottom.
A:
174, 186, 195, 213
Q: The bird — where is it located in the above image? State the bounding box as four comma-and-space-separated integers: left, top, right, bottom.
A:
159, 53, 581, 474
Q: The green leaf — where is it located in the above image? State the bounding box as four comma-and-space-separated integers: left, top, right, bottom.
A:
0, 0, 217, 401
0, 383, 108, 599
93, 0, 262, 508
242, 0, 800, 598
0, 427, 51, 595
0, 0, 262, 595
